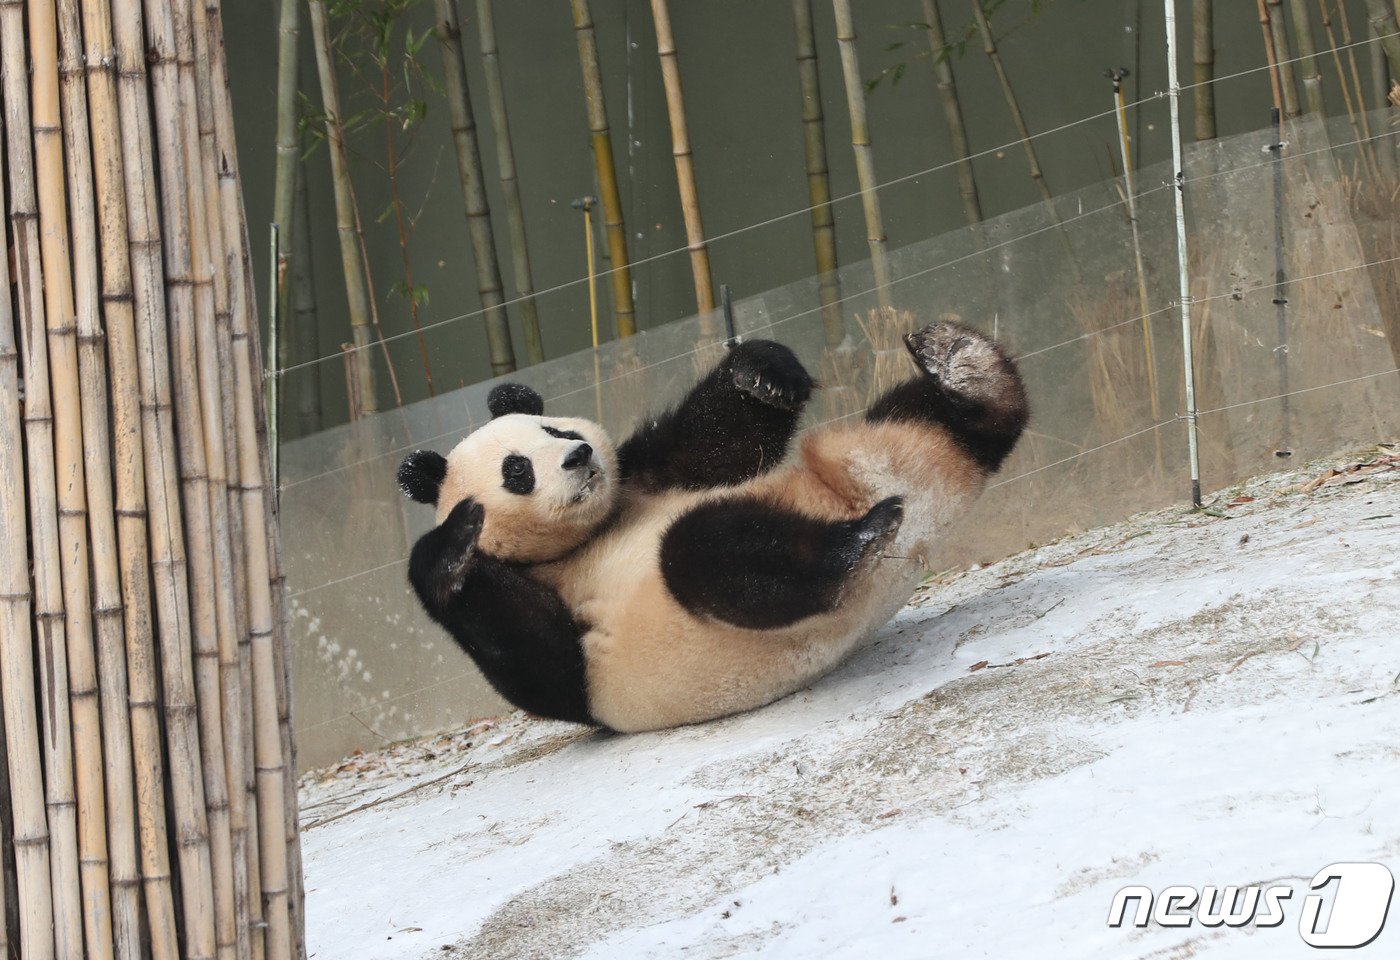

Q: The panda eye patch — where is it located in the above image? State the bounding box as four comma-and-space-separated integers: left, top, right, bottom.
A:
542, 425, 585, 442
501, 454, 535, 495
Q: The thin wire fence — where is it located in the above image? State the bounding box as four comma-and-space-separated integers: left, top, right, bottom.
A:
281, 101, 1400, 772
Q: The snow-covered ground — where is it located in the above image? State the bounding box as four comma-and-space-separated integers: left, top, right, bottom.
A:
300, 447, 1400, 960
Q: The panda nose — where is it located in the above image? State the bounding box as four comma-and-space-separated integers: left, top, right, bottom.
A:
562, 442, 593, 470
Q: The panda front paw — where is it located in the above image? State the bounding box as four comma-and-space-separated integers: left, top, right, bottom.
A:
727, 340, 814, 412
441, 499, 485, 582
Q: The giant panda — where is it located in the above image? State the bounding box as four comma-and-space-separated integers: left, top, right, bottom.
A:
397, 319, 1028, 732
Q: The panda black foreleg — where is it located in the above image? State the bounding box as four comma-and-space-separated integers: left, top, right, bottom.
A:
866, 321, 1029, 472
660, 496, 904, 630
408, 500, 593, 725
618, 340, 814, 491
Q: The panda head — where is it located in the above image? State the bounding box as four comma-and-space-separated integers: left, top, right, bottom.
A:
397, 383, 619, 563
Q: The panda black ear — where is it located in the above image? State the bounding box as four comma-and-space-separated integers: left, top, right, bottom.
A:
487, 382, 544, 419
398, 450, 448, 505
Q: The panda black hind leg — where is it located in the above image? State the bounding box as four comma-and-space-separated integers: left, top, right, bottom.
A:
617, 339, 814, 492
866, 321, 1029, 472
659, 495, 904, 629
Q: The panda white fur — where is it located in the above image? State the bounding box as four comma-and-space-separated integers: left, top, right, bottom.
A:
398, 320, 1028, 732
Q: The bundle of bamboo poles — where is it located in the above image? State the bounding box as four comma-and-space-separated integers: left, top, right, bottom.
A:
0, 0, 303, 957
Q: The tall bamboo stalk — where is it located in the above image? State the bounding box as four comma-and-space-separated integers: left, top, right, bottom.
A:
309, 0, 380, 416
832, 0, 893, 309
1289, 0, 1327, 114
1362, 0, 1400, 79
1316, 0, 1376, 175
0, 67, 56, 960
570, 0, 638, 337
1265, 0, 1303, 116
55, 0, 144, 955
651, 0, 716, 315
111, 0, 221, 953
81, 0, 184, 954
793, 0, 843, 345
200, 2, 279, 953
433, 0, 517, 376
292, 155, 323, 435
972, 1, 1053, 205
476, 0, 545, 364
273, 0, 299, 422
1193, 0, 1217, 139
922, 0, 982, 224
199, 6, 298, 956
23, 1, 120, 954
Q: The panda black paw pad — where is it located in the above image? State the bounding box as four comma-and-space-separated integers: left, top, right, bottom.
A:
904, 322, 1004, 399
444, 498, 485, 551
728, 341, 814, 412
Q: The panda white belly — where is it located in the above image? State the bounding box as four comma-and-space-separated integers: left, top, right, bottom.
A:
540, 423, 977, 732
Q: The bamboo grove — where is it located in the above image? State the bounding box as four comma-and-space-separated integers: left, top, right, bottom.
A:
0, 0, 304, 957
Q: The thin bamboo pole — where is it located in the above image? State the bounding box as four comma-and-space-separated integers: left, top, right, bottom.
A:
200, 3, 275, 952
292, 155, 323, 434
792, 0, 843, 346
81, 0, 183, 953
1289, 0, 1327, 114
650, 0, 716, 315
54, 1, 142, 955
111, 0, 222, 953
972, 1, 1053, 205
1265, 0, 1302, 116
186, 1, 257, 955
570, 0, 638, 337
476, 0, 545, 365
2, 11, 83, 955
199, 7, 298, 957
0, 66, 56, 960
1193, 0, 1217, 139
23, 1, 119, 954
832, 0, 894, 309
922, 0, 982, 224
433, 0, 517, 376
273, 0, 299, 403
309, 0, 380, 416
1334, 1, 1378, 147
1316, 0, 1378, 176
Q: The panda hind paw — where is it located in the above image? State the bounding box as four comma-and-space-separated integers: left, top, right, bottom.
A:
904, 322, 1008, 403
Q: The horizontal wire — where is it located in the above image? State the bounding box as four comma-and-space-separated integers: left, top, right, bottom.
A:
277, 183, 1158, 493
1197, 367, 1400, 416
270, 28, 1400, 380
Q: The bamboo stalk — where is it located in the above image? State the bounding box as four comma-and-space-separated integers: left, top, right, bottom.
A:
792, 0, 843, 345
1193, 0, 1217, 139
186, 1, 258, 955
570, 0, 638, 337
1289, 0, 1327, 114
651, 0, 715, 315
309, 0, 380, 416
972, 1, 1053, 205
81, 0, 185, 953
476, 0, 545, 364
54, 1, 144, 955
0, 61, 56, 960
199, 7, 298, 956
112, 0, 221, 957
292, 152, 322, 435
23, 1, 119, 954
1362, 0, 1400, 79
433, 0, 517, 376
1335, 0, 1377, 144
199, 3, 273, 953
832, 0, 893, 309
273, 0, 299, 417
1264, 0, 1302, 116
922, 0, 982, 224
